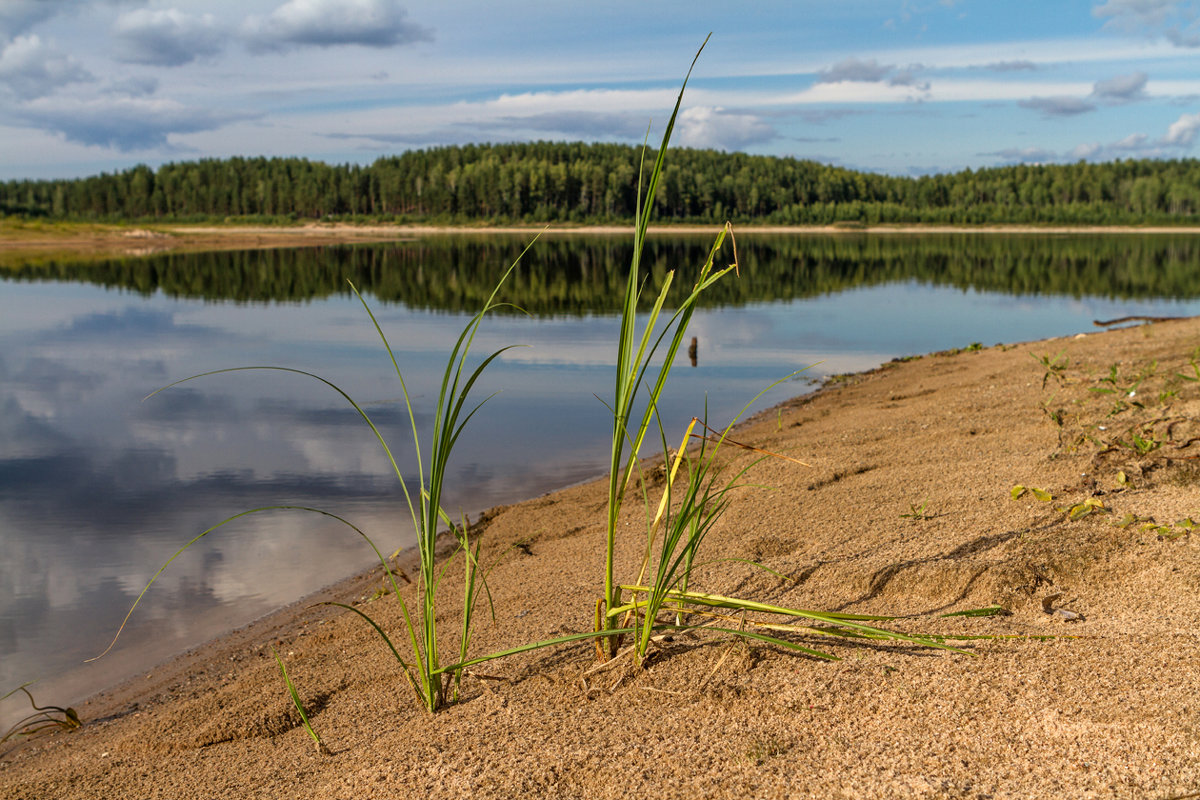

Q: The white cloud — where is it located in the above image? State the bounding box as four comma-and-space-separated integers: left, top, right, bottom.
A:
1093, 0, 1185, 27
816, 57, 894, 83
0, 35, 93, 100
1163, 111, 1200, 145
113, 9, 227, 67
1091, 70, 1149, 100
1113, 131, 1150, 148
243, 0, 433, 52
1017, 95, 1097, 116
673, 106, 776, 151
1093, 0, 1200, 46
1016, 112, 1200, 165
16, 96, 253, 151
888, 66, 930, 91
1069, 142, 1104, 159
987, 146, 1059, 163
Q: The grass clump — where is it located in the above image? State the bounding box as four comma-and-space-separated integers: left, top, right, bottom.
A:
588, 36, 974, 668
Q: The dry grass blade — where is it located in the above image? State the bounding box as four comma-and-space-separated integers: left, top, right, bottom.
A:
1, 684, 81, 748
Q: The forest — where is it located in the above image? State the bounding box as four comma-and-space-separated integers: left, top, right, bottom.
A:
2, 143, 1200, 225
7, 234, 1199, 311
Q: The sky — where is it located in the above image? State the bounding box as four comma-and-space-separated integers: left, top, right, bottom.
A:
1, 0, 1199, 181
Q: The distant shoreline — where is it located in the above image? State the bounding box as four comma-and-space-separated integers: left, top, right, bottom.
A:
3, 220, 1200, 265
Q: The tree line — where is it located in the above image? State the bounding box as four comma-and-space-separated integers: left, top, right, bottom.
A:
3, 143, 1200, 225
8, 234, 1199, 311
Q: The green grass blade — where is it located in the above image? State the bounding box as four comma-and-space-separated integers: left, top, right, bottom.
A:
270, 646, 327, 754
435, 627, 638, 675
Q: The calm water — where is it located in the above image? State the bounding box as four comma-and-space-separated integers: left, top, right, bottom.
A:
2, 233, 1199, 726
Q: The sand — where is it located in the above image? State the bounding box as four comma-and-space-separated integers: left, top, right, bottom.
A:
6, 220, 1200, 267
2, 310, 1199, 799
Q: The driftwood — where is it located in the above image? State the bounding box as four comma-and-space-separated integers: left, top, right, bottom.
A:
1093, 315, 1186, 327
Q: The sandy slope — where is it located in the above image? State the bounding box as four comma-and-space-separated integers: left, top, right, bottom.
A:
2, 317, 1199, 799
5, 221, 1200, 264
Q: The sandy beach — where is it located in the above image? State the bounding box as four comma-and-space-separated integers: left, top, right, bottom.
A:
1, 310, 1198, 798
6, 221, 1200, 268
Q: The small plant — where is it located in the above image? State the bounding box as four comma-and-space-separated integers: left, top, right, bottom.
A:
1057, 496, 1108, 520
1031, 350, 1069, 389
1, 684, 81, 748
899, 500, 933, 520
1114, 512, 1153, 529
1176, 350, 1200, 383
937, 342, 983, 357
1011, 485, 1053, 502
271, 647, 330, 755
745, 736, 786, 765
1135, 517, 1195, 541
1040, 397, 1065, 429
1090, 362, 1152, 416
1115, 428, 1162, 456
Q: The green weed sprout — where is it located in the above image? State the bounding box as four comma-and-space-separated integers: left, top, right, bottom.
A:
271, 647, 329, 755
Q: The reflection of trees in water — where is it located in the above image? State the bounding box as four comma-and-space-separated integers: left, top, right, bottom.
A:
6, 234, 1200, 313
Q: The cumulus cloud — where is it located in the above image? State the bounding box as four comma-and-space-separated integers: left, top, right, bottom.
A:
673, 106, 776, 151
113, 9, 227, 67
243, 0, 433, 52
16, 96, 253, 151
888, 67, 931, 91
986, 146, 1059, 164
1164, 111, 1200, 145
1093, 0, 1200, 46
1091, 70, 1149, 101
1017, 95, 1097, 116
1069, 142, 1104, 159
1113, 132, 1150, 149
1003, 112, 1200, 165
0, 35, 94, 100
0, 0, 61, 38
816, 57, 893, 83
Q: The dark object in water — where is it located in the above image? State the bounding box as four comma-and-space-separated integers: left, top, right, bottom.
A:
688, 336, 698, 367
1094, 315, 1184, 327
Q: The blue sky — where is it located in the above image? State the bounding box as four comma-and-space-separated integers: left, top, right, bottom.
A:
1, 0, 1199, 180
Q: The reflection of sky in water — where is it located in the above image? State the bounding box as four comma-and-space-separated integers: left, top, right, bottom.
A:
2, 274, 1199, 727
